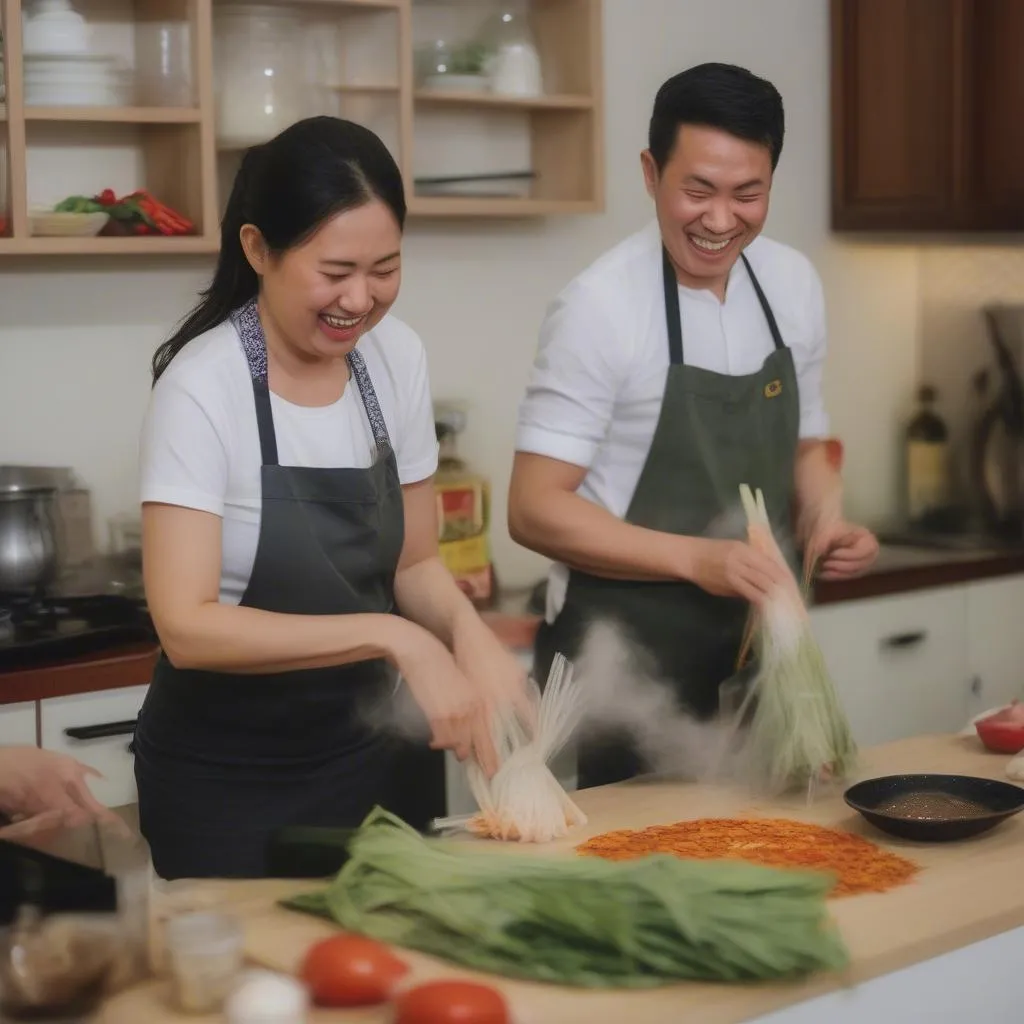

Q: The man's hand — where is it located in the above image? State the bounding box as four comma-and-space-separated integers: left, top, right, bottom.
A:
0, 746, 122, 836
688, 538, 790, 605
805, 520, 879, 581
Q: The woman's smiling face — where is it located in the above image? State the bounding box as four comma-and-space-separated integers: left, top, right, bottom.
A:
243, 197, 403, 362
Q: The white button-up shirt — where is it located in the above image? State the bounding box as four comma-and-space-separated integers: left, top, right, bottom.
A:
515, 221, 830, 621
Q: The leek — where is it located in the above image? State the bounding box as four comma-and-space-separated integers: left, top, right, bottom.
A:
731, 484, 858, 796
285, 807, 849, 987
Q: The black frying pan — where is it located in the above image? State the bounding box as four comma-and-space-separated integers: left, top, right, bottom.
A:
844, 773, 1024, 842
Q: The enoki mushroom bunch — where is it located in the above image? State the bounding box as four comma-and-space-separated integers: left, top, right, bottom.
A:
730, 484, 858, 796
433, 653, 588, 843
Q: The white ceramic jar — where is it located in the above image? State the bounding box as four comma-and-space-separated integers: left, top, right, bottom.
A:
213, 5, 304, 148
22, 0, 89, 57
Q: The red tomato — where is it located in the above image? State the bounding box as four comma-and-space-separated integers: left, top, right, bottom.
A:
394, 980, 511, 1024
299, 934, 409, 1007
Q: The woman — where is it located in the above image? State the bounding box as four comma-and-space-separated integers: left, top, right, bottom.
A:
134, 116, 528, 880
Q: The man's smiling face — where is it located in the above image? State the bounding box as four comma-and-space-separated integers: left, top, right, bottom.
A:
642, 123, 773, 296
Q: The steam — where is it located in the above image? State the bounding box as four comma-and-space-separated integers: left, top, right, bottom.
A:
360, 620, 748, 789
571, 620, 746, 784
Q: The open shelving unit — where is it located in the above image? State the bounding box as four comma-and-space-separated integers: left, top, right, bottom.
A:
0, 0, 604, 258
0, 0, 219, 255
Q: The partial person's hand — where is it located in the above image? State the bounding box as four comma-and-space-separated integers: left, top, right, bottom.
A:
0, 746, 122, 835
805, 520, 879, 580
688, 538, 790, 605
452, 612, 539, 736
388, 622, 500, 776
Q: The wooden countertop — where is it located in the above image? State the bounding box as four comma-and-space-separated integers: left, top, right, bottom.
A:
97, 733, 1024, 1024
813, 544, 1024, 605
0, 643, 159, 704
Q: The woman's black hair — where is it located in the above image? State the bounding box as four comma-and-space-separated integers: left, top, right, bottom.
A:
648, 62, 785, 172
152, 116, 406, 383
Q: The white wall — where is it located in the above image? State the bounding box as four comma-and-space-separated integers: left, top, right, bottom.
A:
0, 0, 920, 586
918, 246, 1024, 475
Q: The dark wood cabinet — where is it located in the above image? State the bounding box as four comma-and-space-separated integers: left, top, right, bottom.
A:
831, 0, 1024, 232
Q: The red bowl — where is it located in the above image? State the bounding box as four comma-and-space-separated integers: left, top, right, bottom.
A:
976, 710, 1024, 755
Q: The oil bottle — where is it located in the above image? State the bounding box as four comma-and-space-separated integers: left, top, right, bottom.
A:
433, 402, 495, 608
905, 383, 951, 527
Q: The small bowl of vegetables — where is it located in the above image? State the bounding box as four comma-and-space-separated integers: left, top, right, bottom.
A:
30, 205, 109, 237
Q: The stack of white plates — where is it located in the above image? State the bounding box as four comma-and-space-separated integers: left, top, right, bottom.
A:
24, 53, 133, 106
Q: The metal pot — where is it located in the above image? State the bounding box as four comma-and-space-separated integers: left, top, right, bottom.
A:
0, 487, 60, 593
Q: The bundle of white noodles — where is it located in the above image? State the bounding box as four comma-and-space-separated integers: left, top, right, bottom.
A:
730, 484, 858, 796
432, 653, 588, 843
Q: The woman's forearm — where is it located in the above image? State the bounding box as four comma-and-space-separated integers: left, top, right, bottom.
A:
157, 603, 412, 675
393, 555, 476, 648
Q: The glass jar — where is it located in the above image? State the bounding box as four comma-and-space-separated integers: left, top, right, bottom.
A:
135, 21, 193, 107
478, 1, 543, 97
213, 4, 303, 148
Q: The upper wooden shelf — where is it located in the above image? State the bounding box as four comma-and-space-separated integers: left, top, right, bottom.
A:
0, 235, 219, 255
413, 90, 593, 111
409, 196, 599, 218
24, 107, 202, 124
0, 0, 605, 257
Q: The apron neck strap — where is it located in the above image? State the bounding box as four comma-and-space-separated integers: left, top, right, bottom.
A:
229, 299, 393, 467
346, 349, 392, 454
740, 253, 786, 352
660, 247, 787, 366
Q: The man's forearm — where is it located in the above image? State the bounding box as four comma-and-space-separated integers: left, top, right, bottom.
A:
509, 487, 701, 583
793, 439, 844, 544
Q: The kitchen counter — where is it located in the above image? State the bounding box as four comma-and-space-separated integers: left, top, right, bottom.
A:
96, 733, 1024, 1024
813, 543, 1024, 605
5, 544, 1024, 706
488, 543, 1024, 655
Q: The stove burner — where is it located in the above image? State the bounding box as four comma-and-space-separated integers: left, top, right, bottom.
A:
0, 593, 156, 672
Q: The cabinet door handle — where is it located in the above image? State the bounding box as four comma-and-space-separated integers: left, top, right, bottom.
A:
880, 631, 927, 650
64, 719, 138, 741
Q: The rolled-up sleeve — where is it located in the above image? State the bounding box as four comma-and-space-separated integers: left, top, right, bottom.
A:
515, 284, 625, 470
796, 268, 831, 440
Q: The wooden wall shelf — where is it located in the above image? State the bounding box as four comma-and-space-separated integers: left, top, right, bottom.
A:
0, 0, 604, 258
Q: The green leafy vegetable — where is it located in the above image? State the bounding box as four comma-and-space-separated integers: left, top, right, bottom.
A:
734, 484, 858, 795
284, 808, 848, 988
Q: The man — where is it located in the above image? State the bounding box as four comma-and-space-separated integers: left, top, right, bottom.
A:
508, 63, 879, 789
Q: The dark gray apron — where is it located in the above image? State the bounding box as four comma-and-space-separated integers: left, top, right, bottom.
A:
134, 299, 444, 879
534, 249, 800, 789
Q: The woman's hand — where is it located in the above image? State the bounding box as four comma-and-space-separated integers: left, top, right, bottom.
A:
387, 621, 500, 776
451, 611, 538, 736
0, 747, 124, 837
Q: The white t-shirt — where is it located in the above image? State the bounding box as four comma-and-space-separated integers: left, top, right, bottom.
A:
139, 315, 439, 604
515, 222, 831, 622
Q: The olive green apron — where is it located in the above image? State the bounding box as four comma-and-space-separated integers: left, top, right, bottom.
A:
534, 247, 800, 788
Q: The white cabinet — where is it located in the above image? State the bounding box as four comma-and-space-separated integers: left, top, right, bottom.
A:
39, 685, 148, 809
811, 587, 970, 747
965, 576, 1024, 716
0, 701, 38, 747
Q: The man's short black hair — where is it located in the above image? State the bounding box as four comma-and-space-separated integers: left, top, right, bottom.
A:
648, 63, 785, 172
